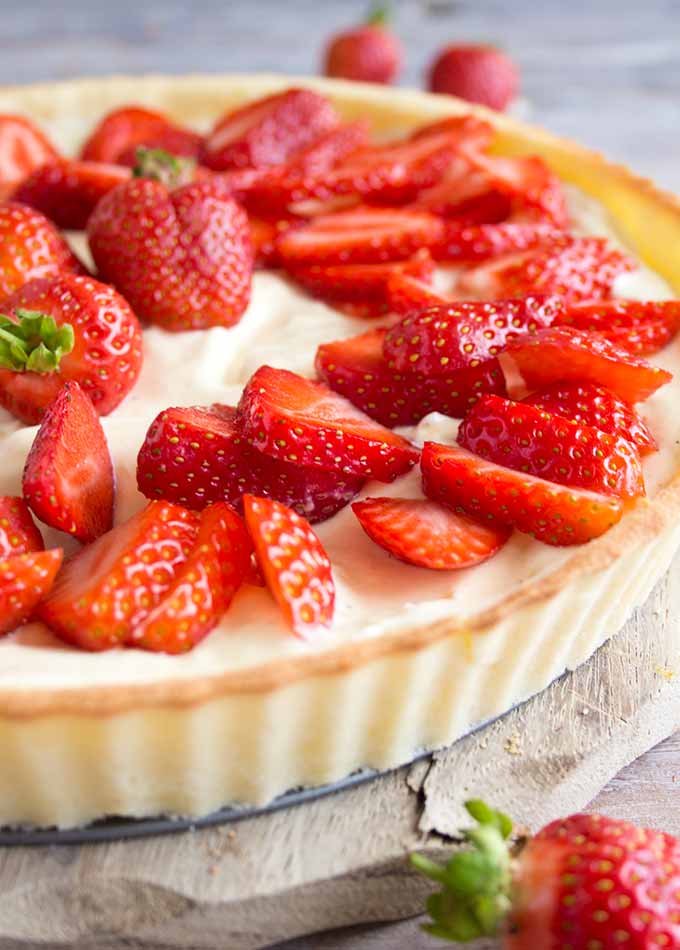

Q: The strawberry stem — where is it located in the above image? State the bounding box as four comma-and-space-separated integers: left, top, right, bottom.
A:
0, 310, 74, 374
366, 2, 390, 26
132, 147, 196, 188
410, 800, 514, 942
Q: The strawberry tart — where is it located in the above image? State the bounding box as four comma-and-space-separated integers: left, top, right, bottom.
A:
0, 75, 679, 829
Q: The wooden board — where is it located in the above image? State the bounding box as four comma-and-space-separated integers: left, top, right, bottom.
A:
2, 554, 679, 950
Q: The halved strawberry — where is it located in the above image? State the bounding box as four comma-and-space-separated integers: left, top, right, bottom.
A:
505, 327, 672, 403
276, 206, 444, 265
37, 501, 199, 651
22, 382, 115, 543
433, 220, 561, 263
0, 548, 63, 636
201, 88, 340, 171
413, 166, 514, 223
459, 237, 635, 303
558, 299, 680, 355
0, 496, 43, 557
315, 327, 505, 426
136, 404, 363, 522
128, 502, 251, 654
80, 105, 201, 165
457, 394, 645, 499
13, 160, 130, 230
243, 494, 334, 637
524, 382, 657, 456
237, 365, 419, 482
0, 202, 84, 301
0, 115, 60, 197
383, 296, 563, 375
352, 496, 510, 570
421, 442, 624, 546
466, 153, 570, 227
385, 271, 449, 316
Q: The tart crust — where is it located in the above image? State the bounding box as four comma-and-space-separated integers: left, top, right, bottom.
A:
1, 74, 680, 827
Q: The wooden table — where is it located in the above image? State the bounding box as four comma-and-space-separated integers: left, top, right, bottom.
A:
0, 2, 679, 948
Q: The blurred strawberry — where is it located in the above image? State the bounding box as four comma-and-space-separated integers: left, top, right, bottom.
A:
13, 160, 130, 230
80, 105, 200, 165
323, 5, 403, 85
0, 115, 59, 198
428, 44, 519, 111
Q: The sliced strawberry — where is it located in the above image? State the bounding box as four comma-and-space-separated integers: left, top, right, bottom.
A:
276, 206, 443, 265
80, 105, 201, 165
13, 160, 130, 230
0, 115, 60, 196
237, 365, 419, 482
37, 501, 199, 651
201, 88, 340, 171
433, 220, 562, 263
383, 296, 563, 376
243, 494, 334, 637
0, 496, 43, 557
136, 404, 363, 522
410, 115, 495, 153
386, 271, 449, 316
458, 394, 645, 499
524, 382, 657, 456
459, 237, 635, 303
315, 327, 505, 426
421, 442, 624, 546
505, 327, 672, 403
352, 496, 510, 570
413, 166, 514, 223
285, 249, 434, 313
558, 299, 680, 355
128, 502, 251, 654
22, 382, 115, 543
466, 153, 570, 227
0, 548, 63, 636
249, 214, 300, 268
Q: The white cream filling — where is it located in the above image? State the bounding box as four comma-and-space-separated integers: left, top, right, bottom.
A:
0, 186, 677, 690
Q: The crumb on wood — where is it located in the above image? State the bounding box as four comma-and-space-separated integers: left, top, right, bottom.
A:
504, 730, 523, 757
654, 665, 676, 682
580, 707, 590, 716
208, 864, 220, 876
479, 735, 489, 750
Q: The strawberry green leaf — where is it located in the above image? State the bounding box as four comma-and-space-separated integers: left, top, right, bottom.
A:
366, 2, 391, 26
132, 146, 196, 188
0, 310, 74, 374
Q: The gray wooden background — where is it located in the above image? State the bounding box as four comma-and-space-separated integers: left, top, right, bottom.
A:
0, 1, 678, 947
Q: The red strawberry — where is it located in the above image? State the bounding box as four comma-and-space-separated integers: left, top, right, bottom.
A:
385, 271, 449, 316
558, 299, 680, 355
136, 404, 363, 522
88, 177, 253, 331
0, 548, 63, 636
383, 296, 563, 375
352, 496, 509, 569
80, 106, 201, 165
421, 441, 624, 546
524, 381, 657, 455
410, 115, 495, 153
237, 365, 419, 482
465, 153, 570, 228
505, 327, 672, 403
457, 393, 645, 499
0, 202, 84, 301
201, 88, 340, 171
37, 501, 199, 651
23, 382, 115, 543
243, 494, 334, 637
322, 6, 402, 84
0, 115, 60, 197
414, 168, 515, 223
276, 206, 443, 265
316, 327, 505, 426
459, 236, 635, 303
0, 273, 143, 424
428, 44, 520, 111
128, 502, 251, 654
413, 801, 680, 948
13, 160, 130, 230
0, 496, 44, 557
249, 213, 299, 268
433, 219, 561, 263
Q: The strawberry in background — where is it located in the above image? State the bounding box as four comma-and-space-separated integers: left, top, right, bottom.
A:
428, 44, 520, 111
323, 4, 403, 85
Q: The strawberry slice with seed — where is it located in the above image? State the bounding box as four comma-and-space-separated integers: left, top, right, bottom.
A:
505, 327, 672, 403
37, 501, 199, 651
276, 206, 444, 265
243, 494, 334, 637
524, 382, 657, 456
316, 327, 505, 426
23, 382, 115, 543
128, 502, 252, 654
433, 220, 562, 263
249, 214, 300, 268
0, 496, 43, 557
558, 299, 680, 355
421, 441, 624, 546
237, 365, 419, 482
0, 548, 63, 636
383, 296, 563, 375
352, 496, 510, 570
136, 404, 363, 523
466, 153, 570, 227
385, 272, 449, 316
457, 394, 645, 499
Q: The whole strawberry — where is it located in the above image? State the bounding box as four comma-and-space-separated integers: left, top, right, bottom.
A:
413, 800, 680, 946
0, 202, 84, 301
428, 44, 519, 111
87, 164, 254, 331
323, 5, 403, 85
